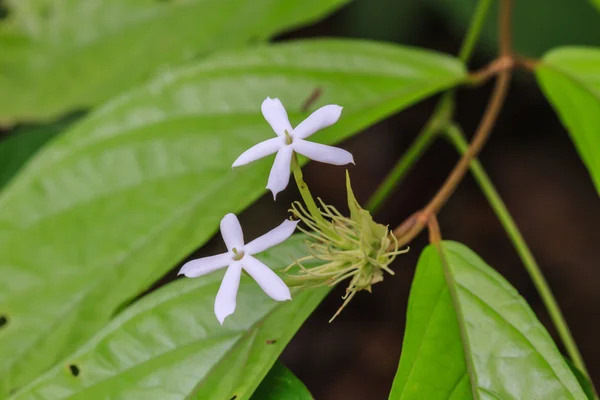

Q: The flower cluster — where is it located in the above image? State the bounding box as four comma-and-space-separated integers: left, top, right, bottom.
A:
285, 172, 409, 322
180, 97, 353, 324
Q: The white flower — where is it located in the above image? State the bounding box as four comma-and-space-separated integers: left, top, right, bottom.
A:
232, 97, 355, 199
179, 213, 297, 324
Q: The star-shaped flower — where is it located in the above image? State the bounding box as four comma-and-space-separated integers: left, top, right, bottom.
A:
179, 213, 297, 324
232, 97, 354, 199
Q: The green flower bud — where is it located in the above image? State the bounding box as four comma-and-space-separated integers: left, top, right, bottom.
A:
285, 171, 409, 321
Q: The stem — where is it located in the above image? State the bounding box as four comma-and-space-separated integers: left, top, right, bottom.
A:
366, 97, 452, 213
290, 153, 327, 226
499, 0, 513, 56
365, 0, 493, 214
393, 0, 514, 245
393, 69, 511, 246
444, 123, 591, 379
458, 0, 494, 62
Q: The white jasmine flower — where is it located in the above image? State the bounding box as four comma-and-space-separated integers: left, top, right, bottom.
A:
232, 97, 354, 199
179, 213, 297, 324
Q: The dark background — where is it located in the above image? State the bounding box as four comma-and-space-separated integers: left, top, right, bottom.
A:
1, 1, 599, 399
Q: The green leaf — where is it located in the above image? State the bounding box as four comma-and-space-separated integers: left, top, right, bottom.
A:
564, 358, 598, 400
535, 47, 600, 196
0, 116, 79, 189
251, 362, 313, 400
9, 235, 326, 400
389, 241, 586, 400
0, 0, 350, 123
0, 39, 466, 394
592, 0, 600, 12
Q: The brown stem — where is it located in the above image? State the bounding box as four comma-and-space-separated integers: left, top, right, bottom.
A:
392, 0, 514, 246
428, 215, 442, 243
393, 70, 512, 247
469, 56, 514, 85
499, 0, 513, 56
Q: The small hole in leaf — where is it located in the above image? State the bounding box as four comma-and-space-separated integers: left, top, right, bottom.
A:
265, 339, 277, 345
230, 396, 237, 400
0, 315, 8, 328
68, 364, 80, 377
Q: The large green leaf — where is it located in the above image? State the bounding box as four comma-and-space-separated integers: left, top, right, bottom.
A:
0, 0, 349, 123
9, 235, 326, 400
0, 39, 466, 395
251, 362, 313, 400
389, 241, 586, 400
535, 47, 600, 196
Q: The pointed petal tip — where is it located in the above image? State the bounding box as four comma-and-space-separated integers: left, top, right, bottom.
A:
266, 185, 280, 201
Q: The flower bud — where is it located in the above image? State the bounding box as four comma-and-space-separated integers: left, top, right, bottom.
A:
285, 171, 409, 321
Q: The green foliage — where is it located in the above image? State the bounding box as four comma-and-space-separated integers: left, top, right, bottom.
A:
8, 236, 327, 400
427, 0, 600, 57
565, 358, 599, 400
0, 127, 58, 188
0, 0, 349, 123
535, 47, 600, 196
0, 116, 79, 189
0, 39, 466, 395
0, 0, 595, 397
251, 362, 313, 400
389, 241, 586, 400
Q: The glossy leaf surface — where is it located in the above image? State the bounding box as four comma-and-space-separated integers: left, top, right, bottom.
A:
390, 241, 586, 400
0, 0, 349, 122
536, 47, 600, 196
251, 362, 313, 400
10, 236, 326, 400
0, 39, 466, 394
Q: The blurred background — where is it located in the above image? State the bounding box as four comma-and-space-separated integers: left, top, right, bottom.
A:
1, 0, 599, 399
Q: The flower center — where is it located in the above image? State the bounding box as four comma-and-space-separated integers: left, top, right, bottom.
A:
231, 247, 245, 261
284, 130, 293, 145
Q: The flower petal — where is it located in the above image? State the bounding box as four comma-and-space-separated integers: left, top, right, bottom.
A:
245, 219, 299, 255
266, 146, 293, 200
293, 105, 343, 139
232, 138, 282, 167
293, 140, 354, 165
242, 256, 291, 301
220, 213, 244, 251
214, 262, 242, 325
261, 97, 293, 137
178, 252, 231, 278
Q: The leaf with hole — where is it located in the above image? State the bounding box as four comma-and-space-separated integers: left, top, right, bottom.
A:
0, 0, 350, 122
250, 361, 313, 400
0, 39, 466, 395
8, 236, 326, 400
536, 47, 600, 196
389, 241, 586, 400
